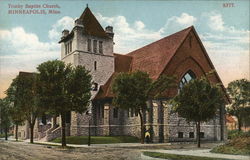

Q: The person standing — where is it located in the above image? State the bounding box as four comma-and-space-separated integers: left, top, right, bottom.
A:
145, 130, 150, 143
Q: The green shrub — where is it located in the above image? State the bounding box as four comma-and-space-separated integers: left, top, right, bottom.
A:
228, 130, 250, 139
211, 144, 250, 155
242, 130, 250, 137
211, 132, 250, 155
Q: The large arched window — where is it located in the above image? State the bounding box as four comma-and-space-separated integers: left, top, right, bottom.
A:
179, 70, 196, 89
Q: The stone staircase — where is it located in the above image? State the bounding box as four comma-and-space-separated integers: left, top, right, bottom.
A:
39, 125, 61, 142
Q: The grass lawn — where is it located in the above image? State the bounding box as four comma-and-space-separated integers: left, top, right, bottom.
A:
211, 131, 250, 155
51, 136, 140, 144
0, 133, 12, 138
34, 142, 75, 149
143, 152, 232, 160
0, 134, 6, 138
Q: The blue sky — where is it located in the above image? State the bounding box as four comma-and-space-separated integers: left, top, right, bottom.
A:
0, 0, 249, 97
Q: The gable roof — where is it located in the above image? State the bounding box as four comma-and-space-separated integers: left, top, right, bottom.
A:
95, 27, 193, 99
190, 28, 230, 103
95, 26, 230, 103
127, 26, 192, 80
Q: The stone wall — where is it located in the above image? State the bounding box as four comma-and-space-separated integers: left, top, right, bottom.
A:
65, 98, 226, 144
77, 51, 114, 88
15, 121, 29, 140
166, 103, 223, 142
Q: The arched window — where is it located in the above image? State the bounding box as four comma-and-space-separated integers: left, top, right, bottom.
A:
179, 70, 196, 89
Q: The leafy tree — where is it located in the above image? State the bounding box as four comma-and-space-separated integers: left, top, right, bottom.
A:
227, 79, 250, 131
171, 77, 224, 147
15, 72, 44, 143
0, 98, 11, 140
37, 60, 92, 147
241, 107, 250, 130
112, 71, 175, 143
5, 77, 26, 141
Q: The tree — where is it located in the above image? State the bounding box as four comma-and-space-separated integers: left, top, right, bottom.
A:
15, 72, 44, 143
171, 77, 224, 147
37, 60, 92, 147
5, 76, 26, 141
112, 71, 175, 143
227, 79, 250, 131
0, 98, 11, 140
241, 107, 250, 130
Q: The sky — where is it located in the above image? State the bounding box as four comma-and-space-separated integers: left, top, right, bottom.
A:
0, 0, 249, 98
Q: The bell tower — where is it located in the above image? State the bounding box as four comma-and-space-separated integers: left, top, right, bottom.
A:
59, 6, 115, 97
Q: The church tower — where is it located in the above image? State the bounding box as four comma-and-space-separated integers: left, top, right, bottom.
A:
59, 6, 115, 98
59, 6, 115, 136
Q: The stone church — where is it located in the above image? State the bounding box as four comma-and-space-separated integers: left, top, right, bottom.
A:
17, 7, 228, 142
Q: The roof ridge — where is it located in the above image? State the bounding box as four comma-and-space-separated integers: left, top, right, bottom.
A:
127, 26, 193, 56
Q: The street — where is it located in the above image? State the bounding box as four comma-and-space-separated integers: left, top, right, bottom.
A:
2, 140, 247, 160
0, 140, 141, 160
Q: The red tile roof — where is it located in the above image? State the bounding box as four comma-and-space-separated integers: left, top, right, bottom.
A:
95, 27, 193, 99
127, 26, 192, 80
95, 73, 116, 99
114, 54, 133, 73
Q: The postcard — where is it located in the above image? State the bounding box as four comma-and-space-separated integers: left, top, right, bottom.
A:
0, 0, 249, 159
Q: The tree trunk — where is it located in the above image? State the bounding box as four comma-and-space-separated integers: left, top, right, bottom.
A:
15, 124, 18, 141
88, 118, 91, 146
196, 121, 201, 148
4, 125, 8, 140
138, 110, 145, 144
30, 124, 34, 143
29, 116, 37, 144
238, 117, 242, 131
61, 112, 66, 147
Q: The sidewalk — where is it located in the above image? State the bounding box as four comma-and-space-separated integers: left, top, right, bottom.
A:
2, 137, 249, 160
143, 149, 250, 160
0, 137, 171, 148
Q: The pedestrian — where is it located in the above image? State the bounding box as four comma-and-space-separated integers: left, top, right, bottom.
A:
145, 130, 150, 143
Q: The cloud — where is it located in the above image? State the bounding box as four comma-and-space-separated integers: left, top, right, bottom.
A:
0, 27, 59, 56
96, 13, 163, 53
134, 21, 145, 31
0, 27, 61, 97
160, 13, 197, 34
96, 12, 198, 53
48, 16, 75, 40
208, 13, 225, 31
199, 12, 249, 85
